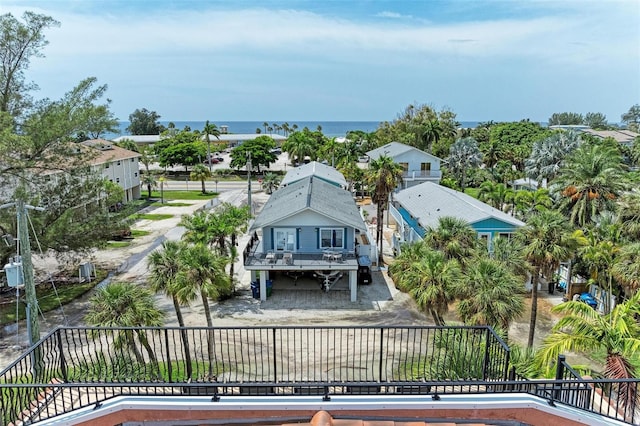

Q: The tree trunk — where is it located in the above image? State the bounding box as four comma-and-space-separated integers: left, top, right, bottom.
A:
173, 296, 193, 379
377, 207, 384, 265
528, 267, 540, 348
229, 234, 237, 290
147, 184, 152, 198
201, 291, 216, 379
201, 179, 206, 194
137, 330, 161, 380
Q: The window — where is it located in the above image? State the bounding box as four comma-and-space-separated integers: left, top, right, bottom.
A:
398, 162, 409, 172
498, 233, 511, 239
420, 162, 431, 175
131, 158, 135, 162
320, 228, 344, 249
105, 163, 109, 169
116, 178, 120, 183
117, 160, 121, 166
134, 172, 138, 177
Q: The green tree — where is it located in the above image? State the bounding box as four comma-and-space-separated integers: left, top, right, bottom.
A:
446, 137, 483, 191
392, 246, 461, 325
514, 188, 552, 219
0, 12, 60, 118
229, 136, 277, 172
115, 138, 139, 153
621, 104, 640, 132
525, 130, 581, 186
517, 210, 579, 348
127, 108, 165, 135
584, 112, 608, 129
423, 216, 480, 266
261, 172, 281, 194
190, 163, 212, 194
366, 155, 403, 264
548, 112, 584, 125
85, 282, 165, 377
554, 142, 628, 227
612, 242, 640, 294
488, 121, 551, 172
536, 292, 640, 420
148, 240, 193, 379
454, 257, 524, 331
282, 129, 320, 165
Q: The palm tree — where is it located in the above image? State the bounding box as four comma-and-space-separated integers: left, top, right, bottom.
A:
554, 142, 628, 227
525, 131, 580, 186
282, 130, 317, 165
453, 257, 525, 331
514, 188, 552, 219
203, 120, 220, 171
261, 172, 281, 194
446, 137, 483, 191
617, 191, 640, 240
177, 244, 231, 378
217, 203, 252, 287
612, 242, 640, 294
516, 210, 580, 348
366, 155, 404, 264
536, 292, 640, 421
423, 216, 480, 267
141, 172, 157, 199
85, 282, 165, 377
491, 236, 531, 282
148, 240, 193, 379
393, 247, 462, 325
190, 164, 212, 194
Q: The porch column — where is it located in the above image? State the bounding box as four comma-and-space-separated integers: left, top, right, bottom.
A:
260, 270, 267, 302
250, 270, 257, 282
349, 270, 357, 302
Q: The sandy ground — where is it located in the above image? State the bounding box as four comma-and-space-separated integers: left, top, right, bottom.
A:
0, 184, 566, 371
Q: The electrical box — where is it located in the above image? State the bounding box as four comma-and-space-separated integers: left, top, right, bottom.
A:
3, 257, 24, 288
79, 262, 94, 281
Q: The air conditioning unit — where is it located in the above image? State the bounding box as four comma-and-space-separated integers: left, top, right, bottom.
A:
79, 262, 94, 281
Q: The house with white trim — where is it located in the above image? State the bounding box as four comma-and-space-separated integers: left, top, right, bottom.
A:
365, 142, 442, 189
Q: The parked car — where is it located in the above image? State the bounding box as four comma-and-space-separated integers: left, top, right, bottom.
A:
203, 158, 220, 165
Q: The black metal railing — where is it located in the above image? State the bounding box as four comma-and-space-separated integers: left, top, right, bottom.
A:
0, 325, 637, 425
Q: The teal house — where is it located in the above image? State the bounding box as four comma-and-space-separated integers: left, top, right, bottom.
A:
389, 182, 524, 253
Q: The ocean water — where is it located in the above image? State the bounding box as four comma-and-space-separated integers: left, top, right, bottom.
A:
109, 120, 481, 139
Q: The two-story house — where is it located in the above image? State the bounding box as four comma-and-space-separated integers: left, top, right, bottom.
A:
366, 142, 442, 189
390, 182, 524, 253
82, 139, 141, 202
279, 161, 347, 189
243, 175, 370, 302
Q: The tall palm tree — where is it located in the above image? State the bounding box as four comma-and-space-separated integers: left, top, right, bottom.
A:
453, 257, 525, 331
536, 292, 640, 421
177, 244, 231, 378
423, 216, 480, 267
203, 120, 220, 171
218, 203, 252, 287
516, 210, 580, 348
393, 247, 462, 325
554, 142, 628, 227
282, 130, 317, 165
190, 164, 212, 194
491, 236, 531, 282
148, 240, 193, 379
141, 172, 157, 199
446, 137, 483, 190
366, 155, 404, 264
525, 131, 580, 186
85, 282, 165, 377
514, 188, 552, 219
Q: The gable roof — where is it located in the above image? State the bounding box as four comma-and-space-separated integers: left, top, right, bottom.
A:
366, 141, 441, 161
394, 182, 524, 230
250, 176, 365, 231
580, 128, 639, 144
280, 161, 347, 188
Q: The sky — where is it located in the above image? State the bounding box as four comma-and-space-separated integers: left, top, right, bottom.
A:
4, 0, 640, 123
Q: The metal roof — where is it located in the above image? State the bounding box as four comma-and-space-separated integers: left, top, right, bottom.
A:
250, 176, 366, 231
280, 161, 347, 188
366, 141, 442, 161
394, 182, 524, 229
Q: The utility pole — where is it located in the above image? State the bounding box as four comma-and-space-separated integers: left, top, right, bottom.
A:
246, 151, 252, 214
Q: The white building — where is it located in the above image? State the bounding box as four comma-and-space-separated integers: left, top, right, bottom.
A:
82, 139, 141, 202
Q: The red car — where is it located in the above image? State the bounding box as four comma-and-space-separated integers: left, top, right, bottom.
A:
203, 158, 220, 165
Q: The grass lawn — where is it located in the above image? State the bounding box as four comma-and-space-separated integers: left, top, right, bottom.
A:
106, 240, 131, 248
130, 213, 173, 221
0, 270, 108, 325
130, 229, 151, 237
143, 190, 217, 201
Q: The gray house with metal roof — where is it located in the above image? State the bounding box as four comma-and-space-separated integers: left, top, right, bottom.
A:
390, 182, 524, 253
243, 176, 371, 302
280, 161, 347, 188
366, 142, 442, 189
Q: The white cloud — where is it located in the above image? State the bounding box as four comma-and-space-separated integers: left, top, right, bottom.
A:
375, 11, 413, 19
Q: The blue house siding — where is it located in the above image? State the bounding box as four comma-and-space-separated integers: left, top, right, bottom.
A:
472, 218, 520, 236
398, 207, 426, 238
263, 225, 356, 253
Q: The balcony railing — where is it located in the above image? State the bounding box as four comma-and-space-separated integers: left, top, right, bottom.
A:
402, 170, 442, 179
0, 325, 637, 425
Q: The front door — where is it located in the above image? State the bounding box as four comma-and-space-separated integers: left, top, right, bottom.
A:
274, 228, 296, 252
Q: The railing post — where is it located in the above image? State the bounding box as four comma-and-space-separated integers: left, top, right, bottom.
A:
482, 328, 491, 380
272, 328, 278, 382
56, 330, 68, 382
378, 328, 384, 382
554, 354, 566, 401
164, 329, 172, 382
